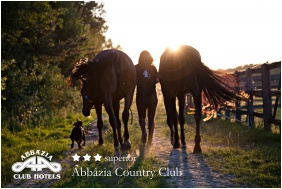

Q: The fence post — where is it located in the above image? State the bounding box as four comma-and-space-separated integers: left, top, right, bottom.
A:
261, 63, 272, 131
234, 71, 241, 123
245, 68, 254, 128
225, 108, 230, 120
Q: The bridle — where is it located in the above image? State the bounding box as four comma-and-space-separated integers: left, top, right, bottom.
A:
82, 91, 95, 110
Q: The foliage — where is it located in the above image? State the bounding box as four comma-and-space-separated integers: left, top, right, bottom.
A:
1, 1, 117, 131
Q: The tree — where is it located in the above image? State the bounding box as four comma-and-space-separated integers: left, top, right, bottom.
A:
1, 1, 111, 131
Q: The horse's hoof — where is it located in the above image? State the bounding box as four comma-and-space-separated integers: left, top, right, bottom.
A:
114, 149, 121, 157
170, 137, 174, 146
173, 143, 181, 149
193, 145, 202, 154
141, 131, 147, 143
147, 139, 153, 146
98, 139, 104, 146
141, 135, 147, 144
114, 145, 121, 156
122, 140, 131, 151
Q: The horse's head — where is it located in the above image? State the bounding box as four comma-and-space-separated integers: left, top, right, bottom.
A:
68, 63, 94, 117
80, 81, 94, 117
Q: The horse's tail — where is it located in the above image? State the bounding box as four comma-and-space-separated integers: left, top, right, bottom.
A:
196, 62, 239, 109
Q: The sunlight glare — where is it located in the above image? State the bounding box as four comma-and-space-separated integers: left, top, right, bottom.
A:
167, 44, 180, 52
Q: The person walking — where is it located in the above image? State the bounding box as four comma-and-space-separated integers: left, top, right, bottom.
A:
135, 50, 158, 145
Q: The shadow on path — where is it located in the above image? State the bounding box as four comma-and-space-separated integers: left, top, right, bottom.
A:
167, 146, 237, 188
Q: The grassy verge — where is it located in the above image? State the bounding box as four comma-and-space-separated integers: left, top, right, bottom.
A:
1, 113, 95, 187
185, 114, 281, 188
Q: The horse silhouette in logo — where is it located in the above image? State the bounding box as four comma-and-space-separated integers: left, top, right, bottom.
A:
70, 119, 86, 149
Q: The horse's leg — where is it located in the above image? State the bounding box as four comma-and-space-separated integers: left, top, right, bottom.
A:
113, 101, 123, 146
163, 96, 173, 145
95, 103, 104, 145
172, 98, 180, 149
122, 94, 133, 150
104, 99, 120, 152
164, 96, 180, 148
177, 93, 186, 148
192, 91, 202, 153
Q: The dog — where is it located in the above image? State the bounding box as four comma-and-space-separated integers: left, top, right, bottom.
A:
70, 119, 86, 149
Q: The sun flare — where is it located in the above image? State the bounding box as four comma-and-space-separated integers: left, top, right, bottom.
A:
167, 44, 180, 52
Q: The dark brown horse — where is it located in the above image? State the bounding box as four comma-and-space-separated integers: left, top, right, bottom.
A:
68, 49, 136, 153
159, 45, 238, 153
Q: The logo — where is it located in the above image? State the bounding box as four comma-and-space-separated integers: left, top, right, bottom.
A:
143, 70, 150, 78
11, 150, 61, 180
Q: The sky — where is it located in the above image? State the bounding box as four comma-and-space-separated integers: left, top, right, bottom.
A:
98, 0, 282, 70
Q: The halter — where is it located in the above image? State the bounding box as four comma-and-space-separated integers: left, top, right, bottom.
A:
82, 91, 94, 110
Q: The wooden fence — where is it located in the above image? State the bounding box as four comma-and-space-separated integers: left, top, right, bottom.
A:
219, 61, 281, 131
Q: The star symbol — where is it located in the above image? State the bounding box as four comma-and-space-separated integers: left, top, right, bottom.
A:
83, 154, 91, 161
94, 153, 102, 161
72, 153, 80, 161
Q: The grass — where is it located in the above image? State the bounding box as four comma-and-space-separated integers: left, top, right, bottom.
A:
1, 113, 95, 187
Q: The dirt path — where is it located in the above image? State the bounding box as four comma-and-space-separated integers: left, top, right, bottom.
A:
147, 128, 239, 188
143, 87, 241, 188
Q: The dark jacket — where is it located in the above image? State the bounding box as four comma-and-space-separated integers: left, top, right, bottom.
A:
135, 64, 158, 96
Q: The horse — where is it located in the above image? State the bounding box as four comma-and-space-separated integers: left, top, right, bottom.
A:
68, 49, 136, 153
159, 45, 239, 153
70, 118, 86, 149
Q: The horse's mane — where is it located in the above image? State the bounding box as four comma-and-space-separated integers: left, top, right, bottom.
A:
67, 64, 90, 86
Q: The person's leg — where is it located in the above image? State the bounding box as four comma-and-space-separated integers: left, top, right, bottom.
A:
136, 95, 149, 143
147, 93, 158, 145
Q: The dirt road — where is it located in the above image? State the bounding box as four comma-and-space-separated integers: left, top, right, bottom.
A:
147, 127, 239, 188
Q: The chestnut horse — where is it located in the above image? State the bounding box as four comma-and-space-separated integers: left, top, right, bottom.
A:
159, 45, 238, 153
68, 50, 136, 153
